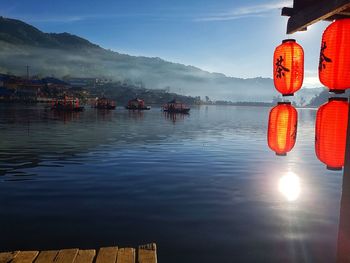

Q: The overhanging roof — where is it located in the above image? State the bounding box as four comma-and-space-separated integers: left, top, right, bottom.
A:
282, 0, 350, 34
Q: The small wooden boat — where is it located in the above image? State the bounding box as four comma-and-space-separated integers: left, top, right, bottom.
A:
163, 99, 190, 114
94, 97, 116, 110
125, 98, 151, 110
51, 96, 84, 112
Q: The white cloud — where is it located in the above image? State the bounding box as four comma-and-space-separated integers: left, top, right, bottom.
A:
195, 0, 292, 22
303, 70, 322, 88
26, 15, 87, 23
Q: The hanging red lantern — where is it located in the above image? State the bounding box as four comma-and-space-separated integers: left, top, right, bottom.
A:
268, 102, 298, 156
273, 39, 304, 96
315, 97, 349, 170
319, 19, 350, 93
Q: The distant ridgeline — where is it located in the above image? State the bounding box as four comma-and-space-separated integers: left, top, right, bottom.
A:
0, 16, 277, 102
307, 88, 350, 107
0, 16, 324, 103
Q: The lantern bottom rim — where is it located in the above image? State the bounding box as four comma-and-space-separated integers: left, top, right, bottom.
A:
326, 166, 343, 171
282, 93, 294, 97
276, 152, 287, 156
329, 89, 345, 94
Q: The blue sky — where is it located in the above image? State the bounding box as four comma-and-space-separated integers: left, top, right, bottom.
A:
0, 0, 330, 87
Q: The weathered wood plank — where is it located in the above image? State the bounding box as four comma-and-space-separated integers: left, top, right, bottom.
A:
117, 248, 135, 263
138, 244, 157, 263
1, 244, 157, 263
95, 247, 118, 263
54, 249, 78, 263
0, 251, 19, 263
282, 0, 350, 34
74, 250, 96, 263
34, 251, 58, 263
11, 251, 39, 263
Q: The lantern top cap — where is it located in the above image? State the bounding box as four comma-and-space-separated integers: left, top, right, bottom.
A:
328, 97, 348, 102
277, 101, 291, 105
282, 39, 296, 43
334, 18, 350, 22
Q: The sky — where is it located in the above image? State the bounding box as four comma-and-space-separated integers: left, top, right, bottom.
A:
0, 0, 331, 87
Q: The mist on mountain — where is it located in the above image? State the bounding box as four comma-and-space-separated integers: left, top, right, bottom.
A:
0, 16, 322, 103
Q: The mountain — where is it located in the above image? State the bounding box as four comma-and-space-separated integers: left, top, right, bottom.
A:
0, 16, 321, 102
0, 16, 98, 49
290, 87, 324, 106
307, 88, 350, 107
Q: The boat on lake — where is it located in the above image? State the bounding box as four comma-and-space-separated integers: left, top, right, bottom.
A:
125, 98, 151, 110
163, 99, 190, 114
51, 96, 84, 112
94, 97, 116, 110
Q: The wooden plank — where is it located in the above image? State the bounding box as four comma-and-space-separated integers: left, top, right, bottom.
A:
11, 251, 39, 263
336, 96, 350, 263
34, 251, 58, 263
0, 244, 157, 263
74, 250, 96, 263
95, 247, 118, 263
0, 251, 19, 263
282, 0, 350, 34
138, 244, 157, 263
54, 249, 78, 263
117, 248, 135, 263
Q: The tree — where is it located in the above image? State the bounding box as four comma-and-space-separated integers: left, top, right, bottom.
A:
272, 95, 282, 104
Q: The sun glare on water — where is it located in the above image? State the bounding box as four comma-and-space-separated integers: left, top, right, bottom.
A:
278, 172, 301, 202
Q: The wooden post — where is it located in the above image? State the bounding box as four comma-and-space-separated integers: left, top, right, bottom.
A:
336, 96, 350, 262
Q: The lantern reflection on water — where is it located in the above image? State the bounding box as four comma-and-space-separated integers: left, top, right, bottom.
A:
319, 19, 350, 93
273, 39, 304, 96
268, 102, 298, 156
315, 97, 349, 170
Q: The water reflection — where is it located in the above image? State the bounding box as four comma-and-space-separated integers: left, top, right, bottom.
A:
4, 104, 340, 263
278, 171, 301, 202
52, 110, 82, 124
163, 112, 188, 124
128, 110, 144, 120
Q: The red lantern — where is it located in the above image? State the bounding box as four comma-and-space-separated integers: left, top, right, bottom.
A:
273, 39, 304, 96
268, 102, 298, 156
319, 19, 350, 93
315, 97, 349, 170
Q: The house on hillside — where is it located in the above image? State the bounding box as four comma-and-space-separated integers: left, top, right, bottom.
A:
16, 79, 44, 100
0, 74, 15, 100
40, 77, 70, 99
0, 74, 41, 101
65, 77, 97, 88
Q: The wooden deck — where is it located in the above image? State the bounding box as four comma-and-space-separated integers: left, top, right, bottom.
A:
0, 243, 157, 263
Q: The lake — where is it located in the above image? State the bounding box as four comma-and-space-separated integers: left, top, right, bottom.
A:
0, 104, 343, 262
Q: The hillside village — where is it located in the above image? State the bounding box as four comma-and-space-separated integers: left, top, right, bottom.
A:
0, 73, 203, 105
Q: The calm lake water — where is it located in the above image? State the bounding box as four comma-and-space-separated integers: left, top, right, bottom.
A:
0, 104, 343, 262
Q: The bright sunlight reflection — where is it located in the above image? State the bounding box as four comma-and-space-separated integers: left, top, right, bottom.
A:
278, 172, 301, 202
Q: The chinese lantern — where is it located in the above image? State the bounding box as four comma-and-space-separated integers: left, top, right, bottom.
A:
315, 97, 349, 170
273, 39, 304, 96
319, 19, 350, 93
268, 102, 298, 156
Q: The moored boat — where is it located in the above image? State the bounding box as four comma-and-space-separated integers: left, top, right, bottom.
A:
163, 99, 190, 114
125, 98, 151, 110
51, 96, 84, 112
94, 97, 116, 110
